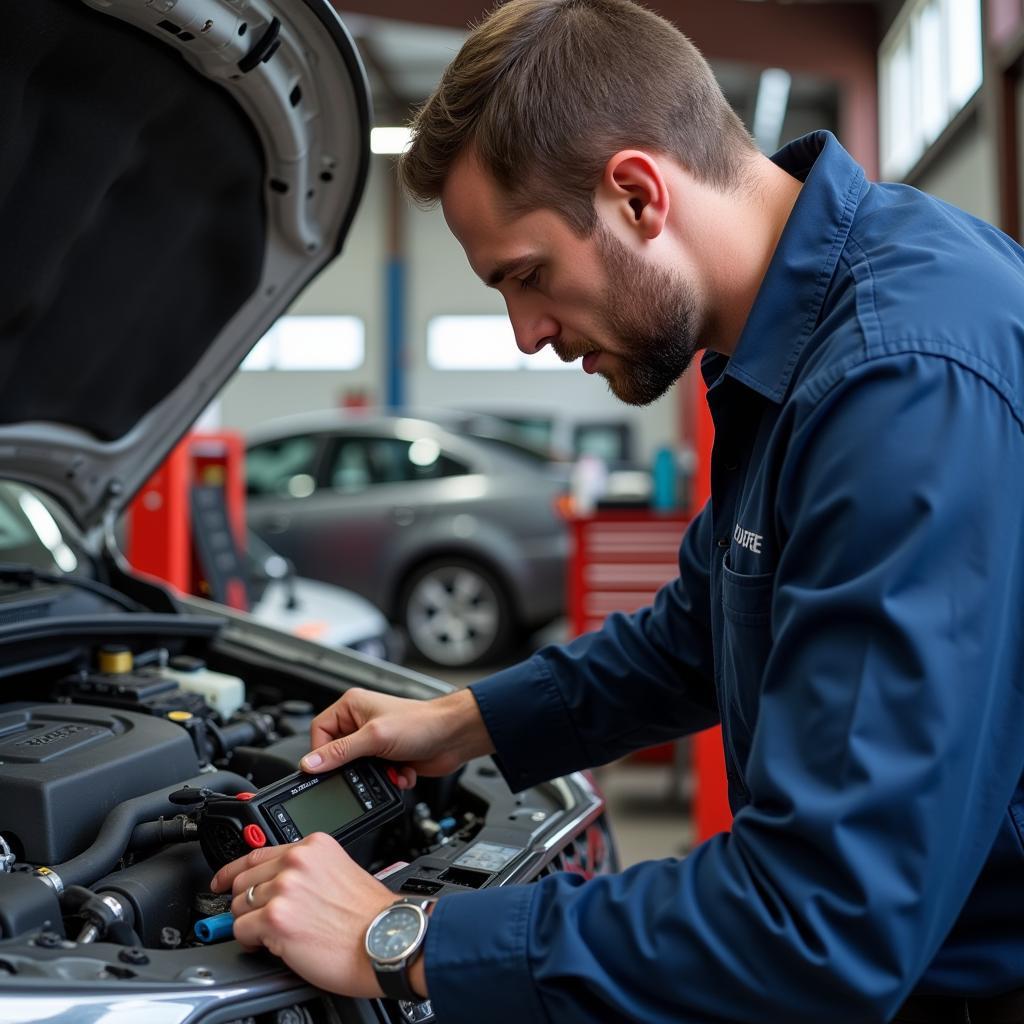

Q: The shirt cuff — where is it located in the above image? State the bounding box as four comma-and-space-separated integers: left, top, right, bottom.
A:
469, 656, 589, 793
424, 884, 544, 1024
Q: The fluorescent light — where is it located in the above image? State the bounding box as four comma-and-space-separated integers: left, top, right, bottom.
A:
370, 127, 413, 154
752, 68, 791, 155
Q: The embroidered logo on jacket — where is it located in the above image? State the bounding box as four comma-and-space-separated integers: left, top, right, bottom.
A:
733, 524, 763, 554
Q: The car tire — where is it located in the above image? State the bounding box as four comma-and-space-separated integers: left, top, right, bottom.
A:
399, 558, 516, 669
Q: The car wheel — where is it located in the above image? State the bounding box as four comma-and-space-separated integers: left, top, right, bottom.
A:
400, 558, 515, 668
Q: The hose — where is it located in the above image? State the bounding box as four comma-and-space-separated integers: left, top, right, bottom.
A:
48, 771, 250, 889
129, 815, 196, 851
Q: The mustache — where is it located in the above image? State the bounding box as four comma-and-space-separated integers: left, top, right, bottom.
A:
551, 338, 600, 363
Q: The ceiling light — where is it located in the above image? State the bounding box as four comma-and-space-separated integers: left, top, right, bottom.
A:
370, 126, 412, 154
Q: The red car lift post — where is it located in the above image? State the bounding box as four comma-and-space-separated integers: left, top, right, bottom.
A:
126, 431, 249, 612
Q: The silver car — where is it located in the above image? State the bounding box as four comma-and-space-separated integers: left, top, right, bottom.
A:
246, 412, 569, 668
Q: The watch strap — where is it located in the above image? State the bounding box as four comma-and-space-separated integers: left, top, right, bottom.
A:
370, 897, 432, 1002
376, 960, 422, 1002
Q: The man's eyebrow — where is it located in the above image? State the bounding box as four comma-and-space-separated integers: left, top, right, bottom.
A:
485, 255, 537, 287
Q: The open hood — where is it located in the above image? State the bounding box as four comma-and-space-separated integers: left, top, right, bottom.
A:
0, 0, 370, 533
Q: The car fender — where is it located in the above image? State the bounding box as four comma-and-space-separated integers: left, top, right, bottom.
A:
383, 514, 528, 623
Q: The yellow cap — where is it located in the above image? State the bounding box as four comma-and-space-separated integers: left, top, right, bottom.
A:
167, 710, 194, 723
98, 647, 133, 675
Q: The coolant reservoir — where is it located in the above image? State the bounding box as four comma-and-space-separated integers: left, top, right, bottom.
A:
161, 657, 245, 721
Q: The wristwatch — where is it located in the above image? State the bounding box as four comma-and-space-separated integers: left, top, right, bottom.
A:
365, 896, 433, 1001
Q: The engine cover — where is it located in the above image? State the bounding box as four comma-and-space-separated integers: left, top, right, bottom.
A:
0, 704, 198, 864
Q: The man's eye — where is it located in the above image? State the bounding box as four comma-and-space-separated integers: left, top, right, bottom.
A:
519, 268, 539, 291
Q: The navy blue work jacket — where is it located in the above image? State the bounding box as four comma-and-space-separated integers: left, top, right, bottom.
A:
424, 132, 1024, 1023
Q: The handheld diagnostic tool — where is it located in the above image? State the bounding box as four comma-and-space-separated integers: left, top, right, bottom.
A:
198, 760, 403, 870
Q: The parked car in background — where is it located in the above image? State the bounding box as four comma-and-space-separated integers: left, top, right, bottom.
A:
247, 530, 402, 662
454, 405, 639, 466
246, 412, 569, 668
438, 407, 656, 508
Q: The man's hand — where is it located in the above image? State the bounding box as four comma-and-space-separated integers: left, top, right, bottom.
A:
209, 833, 396, 998
300, 687, 494, 786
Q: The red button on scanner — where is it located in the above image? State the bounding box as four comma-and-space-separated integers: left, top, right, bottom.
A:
386, 767, 400, 786
243, 824, 267, 848
236, 792, 256, 801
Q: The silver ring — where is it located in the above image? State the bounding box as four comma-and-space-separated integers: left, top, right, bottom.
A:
245, 883, 257, 907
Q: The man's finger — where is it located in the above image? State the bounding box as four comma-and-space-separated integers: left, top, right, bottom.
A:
210, 843, 291, 894
231, 906, 274, 951
301, 724, 379, 773
308, 691, 365, 753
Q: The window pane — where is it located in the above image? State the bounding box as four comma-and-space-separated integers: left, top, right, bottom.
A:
888, 34, 917, 177
329, 440, 372, 492
242, 316, 365, 371
241, 335, 274, 370
428, 316, 574, 371
246, 436, 318, 497
878, 0, 982, 181
947, 0, 982, 110
916, 2, 945, 145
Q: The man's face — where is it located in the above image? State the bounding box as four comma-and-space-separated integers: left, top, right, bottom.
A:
441, 153, 703, 406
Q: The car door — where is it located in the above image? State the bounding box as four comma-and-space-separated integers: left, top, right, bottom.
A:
245, 430, 331, 576
250, 431, 469, 612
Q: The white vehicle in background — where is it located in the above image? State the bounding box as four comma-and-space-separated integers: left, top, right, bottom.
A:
247, 531, 402, 662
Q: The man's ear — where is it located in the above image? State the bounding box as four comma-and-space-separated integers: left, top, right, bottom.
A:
596, 150, 669, 241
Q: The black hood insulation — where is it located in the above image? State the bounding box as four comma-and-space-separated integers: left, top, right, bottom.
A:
0, 0, 266, 441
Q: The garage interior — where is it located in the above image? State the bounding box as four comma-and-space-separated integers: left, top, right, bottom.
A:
2, 0, 1022, 1018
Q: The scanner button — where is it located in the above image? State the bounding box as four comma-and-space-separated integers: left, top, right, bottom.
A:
243, 824, 267, 848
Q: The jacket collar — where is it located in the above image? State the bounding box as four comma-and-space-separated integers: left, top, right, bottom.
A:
700, 131, 868, 402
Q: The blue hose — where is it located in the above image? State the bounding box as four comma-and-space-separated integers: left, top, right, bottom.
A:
194, 912, 235, 943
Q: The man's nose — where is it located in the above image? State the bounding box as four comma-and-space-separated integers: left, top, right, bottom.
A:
509, 310, 559, 355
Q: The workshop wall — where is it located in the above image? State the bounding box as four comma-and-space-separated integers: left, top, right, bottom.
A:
911, 117, 998, 227
217, 161, 386, 430
218, 157, 681, 466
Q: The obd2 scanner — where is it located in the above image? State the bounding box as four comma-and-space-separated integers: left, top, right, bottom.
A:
196, 760, 404, 871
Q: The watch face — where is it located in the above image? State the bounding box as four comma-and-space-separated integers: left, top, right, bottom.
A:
367, 905, 423, 962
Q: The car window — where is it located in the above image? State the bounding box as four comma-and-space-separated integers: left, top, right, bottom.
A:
246, 435, 319, 498
465, 433, 552, 466
573, 422, 634, 463
327, 436, 467, 491
0, 481, 85, 573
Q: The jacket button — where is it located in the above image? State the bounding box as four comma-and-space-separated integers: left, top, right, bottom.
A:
717, 538, 729, 548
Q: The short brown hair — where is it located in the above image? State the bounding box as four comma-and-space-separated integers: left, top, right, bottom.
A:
398, 0, 756, 234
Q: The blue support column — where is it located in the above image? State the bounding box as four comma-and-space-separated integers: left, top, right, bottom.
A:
385, 255, 405, 409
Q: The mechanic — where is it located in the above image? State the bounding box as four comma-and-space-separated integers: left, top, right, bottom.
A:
210, 1, 1024, 1021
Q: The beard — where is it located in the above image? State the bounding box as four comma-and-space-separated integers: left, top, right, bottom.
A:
552, 222, 702, 406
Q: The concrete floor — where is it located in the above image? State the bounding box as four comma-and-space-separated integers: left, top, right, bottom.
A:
418, 620, 696, 870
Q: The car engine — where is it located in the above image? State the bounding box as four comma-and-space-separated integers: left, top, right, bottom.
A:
0, 617, 613, 1024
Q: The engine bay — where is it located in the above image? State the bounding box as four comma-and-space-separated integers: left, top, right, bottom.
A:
0, 616, 611, 1022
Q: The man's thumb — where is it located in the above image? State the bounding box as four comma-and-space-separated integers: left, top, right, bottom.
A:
301, 730, 367, 772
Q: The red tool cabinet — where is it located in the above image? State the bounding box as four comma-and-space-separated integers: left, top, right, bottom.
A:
563, 370, 732, 842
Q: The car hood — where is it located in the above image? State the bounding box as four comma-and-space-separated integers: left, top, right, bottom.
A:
0, 0, 370, 535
